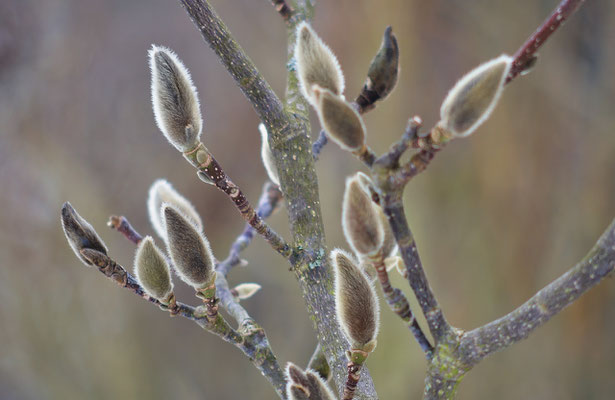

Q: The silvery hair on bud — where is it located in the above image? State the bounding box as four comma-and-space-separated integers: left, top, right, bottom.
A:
61, 202, 108, 267
134, 236, 173, 301
294, 22, 345, 106
259, 124, 280, 186
149, 45, 203, 152
342, 174, 384, 258
314, 86, 366, 152
285, 363, 336, 400
147, 179, 202, 241
163, 205, 215, 289
331, 249, 380, 349
439, 54, 512, 137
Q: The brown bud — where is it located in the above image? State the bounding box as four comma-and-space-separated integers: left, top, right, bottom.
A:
331, 249, 380, 350
147, 179, 202, 241
357, 26, 399, 110
164, 205, 215, 289
149, 45, 202, 152
286, 363, 335, 400
314, 86, 366, 152
342, 175, 383, 258
134, 236, 173, 301
259, 123, 280, 186
294, 22, 345, 106
61, 202, 108, 267
439, 54, 512, 137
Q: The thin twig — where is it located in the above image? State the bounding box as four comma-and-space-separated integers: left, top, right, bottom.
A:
108, 215, 142, 244
218, 182, 284, 276
370, 255, 434, 358
184, 142, 291, 259
269, 0, 294, 22
507, 0, 587, 83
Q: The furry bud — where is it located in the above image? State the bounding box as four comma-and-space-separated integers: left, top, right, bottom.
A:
440, 54, 512, 137
314, 86, 366, 152
342, 175, 384, 257
164, 205, 215, 289
259, 123, 280, 186
358, 26, 399, 109
147, 179, 202, 241
61, 202, 108, 267
286, 363, 335, 400
149, 45, 202, 152
232, 283, 262, 300
331, 249, 380, 349
295, 22, 345, 106
134, 236, 173, 301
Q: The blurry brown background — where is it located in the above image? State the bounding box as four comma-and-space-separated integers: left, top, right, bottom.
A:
1, 0, 615, 399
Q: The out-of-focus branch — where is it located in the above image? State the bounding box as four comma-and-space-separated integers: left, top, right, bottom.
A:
507, 0, 587, 83
268, 0, 294, 22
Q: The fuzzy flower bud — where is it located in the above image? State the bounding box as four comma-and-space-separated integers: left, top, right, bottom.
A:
232, 283, 262, 301
285, 363, 335, 400
259, 123, 280, 186
439, 54, 512, 137
342, 174, 383, 258
295, 22, 345, 106
61, 202, 108, 267
331, 249, 380, 350
164, 205, 215, 289
149, 45, 202, 152
314, 86, 366, 152
134, 236, 173, 301
147, 179, 202, 241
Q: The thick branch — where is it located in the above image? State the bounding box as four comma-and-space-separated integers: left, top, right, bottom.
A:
458, 218, 615, 366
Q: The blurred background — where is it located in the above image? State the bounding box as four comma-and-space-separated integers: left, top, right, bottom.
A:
1, 0, 615, 399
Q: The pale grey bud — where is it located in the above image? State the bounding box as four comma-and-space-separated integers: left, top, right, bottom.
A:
147, 179, 202, 241
313, 86, 366, 152
149, 45, 202, 152
259, 123, 280, 186
295, 22, 345, 106
232, 283, 262, 300
440, 54, 512, 137
134, 236, 173, 301
331, 249, 380, 350
285, 363, 335, 400
61, 202, 108, 267
164, 205, 215, 289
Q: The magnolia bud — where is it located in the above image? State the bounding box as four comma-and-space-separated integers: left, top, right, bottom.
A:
164, 205, 215, 289
285, 363, 335, 400
259, 124, 280, 186
314, 86, 366, 152
149, 45, 202, 152
232, 283, 262, 300
61, 202, 108, 267
147, 179, 202, 241
342, 175, 383, 258
439, 54, 512, 137
134, 236, 173, 301
294, 22, 345, 106
331, 249, 380, 350
357, 26, 399, 110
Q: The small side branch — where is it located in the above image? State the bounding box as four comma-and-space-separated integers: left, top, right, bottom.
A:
458, 218, 615, 366
217, 182, 284, 276
507, 0, 587, 83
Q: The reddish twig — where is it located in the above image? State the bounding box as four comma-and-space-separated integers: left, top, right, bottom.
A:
507, 0, 587, 83
108, 215, 143, 245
